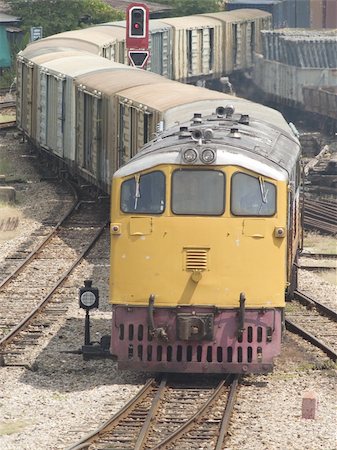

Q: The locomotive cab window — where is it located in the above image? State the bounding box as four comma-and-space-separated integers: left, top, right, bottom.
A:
231, 172, 276, 216
121, 171, 165, 214
172, 169, 225, 215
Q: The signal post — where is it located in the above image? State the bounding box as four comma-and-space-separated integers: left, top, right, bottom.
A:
126, 3, 150, 69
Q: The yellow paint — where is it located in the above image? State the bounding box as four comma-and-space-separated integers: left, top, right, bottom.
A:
110, 165, 288, 308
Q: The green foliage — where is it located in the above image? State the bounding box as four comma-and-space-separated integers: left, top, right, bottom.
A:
0, 67, 16, 89
5, 0, 124, 37
158, 0, 223, 16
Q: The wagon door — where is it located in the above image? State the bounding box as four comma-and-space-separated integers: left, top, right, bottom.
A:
17, 58, 33, 135
117, 100, 154, 167
46, 74, 65, 157
149, 30, 171, 78
76, 89, 102, 183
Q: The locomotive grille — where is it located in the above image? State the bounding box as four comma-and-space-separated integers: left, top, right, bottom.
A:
184, 248, 209, 271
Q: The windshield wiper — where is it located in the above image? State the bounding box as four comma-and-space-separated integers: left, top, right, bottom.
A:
134, 174, 141, 209
259, 176, 269, 204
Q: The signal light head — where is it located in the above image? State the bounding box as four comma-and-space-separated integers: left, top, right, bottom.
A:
129, 7, 146, 37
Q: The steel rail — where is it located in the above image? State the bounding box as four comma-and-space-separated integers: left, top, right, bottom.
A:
0, 181, 78, 291
215, 375, 240, 450
0, 101, 15, 109
67, 378, 157, 450
299, 265, 336, 271
0, 120, 16, 129
150, 375, 232, 450
294, 290, 337, 322
134, 377, 167, 450
300, 252, 337, 259
285, 318, 337, 361
0, 221, 108, 349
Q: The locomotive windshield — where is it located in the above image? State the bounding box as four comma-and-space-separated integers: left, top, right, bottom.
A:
231, 172, 276, 216
121, 171, 165, 214
172, 169, 225, 215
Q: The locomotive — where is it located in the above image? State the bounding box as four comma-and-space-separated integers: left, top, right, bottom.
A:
109, 105, 301, 373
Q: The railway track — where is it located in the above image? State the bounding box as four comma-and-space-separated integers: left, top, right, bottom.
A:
299, 252, 337, 271
303, 198, 337, 234
0, 100, 15, 109
0, 120, 16, 129
0, 98, 16, 129
285, 290, 337, 362
68, 375, 239, 450
0, 192, 109, 367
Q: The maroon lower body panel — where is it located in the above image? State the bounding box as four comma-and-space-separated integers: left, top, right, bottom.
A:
110, 305, 282, 374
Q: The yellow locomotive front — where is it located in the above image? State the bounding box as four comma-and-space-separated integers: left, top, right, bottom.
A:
109, 109, 301, 373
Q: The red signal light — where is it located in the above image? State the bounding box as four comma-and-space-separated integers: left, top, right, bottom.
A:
126, 3, 149, 50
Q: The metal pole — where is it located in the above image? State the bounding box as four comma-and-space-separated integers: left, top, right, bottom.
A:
85, 309, 90, 345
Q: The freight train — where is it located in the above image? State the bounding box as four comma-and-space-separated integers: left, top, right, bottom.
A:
17, 9, 272, 86
16, 10, 301, 374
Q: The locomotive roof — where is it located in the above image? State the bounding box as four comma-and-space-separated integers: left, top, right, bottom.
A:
115, 111, 300, 181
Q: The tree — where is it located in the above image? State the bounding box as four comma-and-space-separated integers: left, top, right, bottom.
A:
6, 0, 124, 37
157, 0, 223, 17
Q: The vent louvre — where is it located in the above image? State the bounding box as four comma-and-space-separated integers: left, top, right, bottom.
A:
185, 248, 208, 271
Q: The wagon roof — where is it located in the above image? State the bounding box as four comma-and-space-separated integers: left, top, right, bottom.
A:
21, 38, 101, 57
39, 55, 126, 76
45, 26, 124, 44
20, 50, 91, 65
75, 67, 170, 93
202, 9, 272, 21
103, 19, 172, 32
160, 15, 223, 29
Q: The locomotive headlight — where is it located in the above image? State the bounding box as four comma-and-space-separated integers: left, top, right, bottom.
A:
201, 148, 216, 164
183, 148, 198, 163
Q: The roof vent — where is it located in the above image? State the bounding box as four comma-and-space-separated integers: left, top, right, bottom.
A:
192, 113, 203, 125
179, 126, 190, 139
228, 127, 241, 139
239, 114, 249, 125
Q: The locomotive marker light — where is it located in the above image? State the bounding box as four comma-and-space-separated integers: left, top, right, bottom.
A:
79, 280, 99, 346
126, 3, 150, 69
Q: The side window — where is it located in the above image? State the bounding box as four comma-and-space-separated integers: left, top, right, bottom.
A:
121, 171, 165, 214
231, 172, 276, 216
